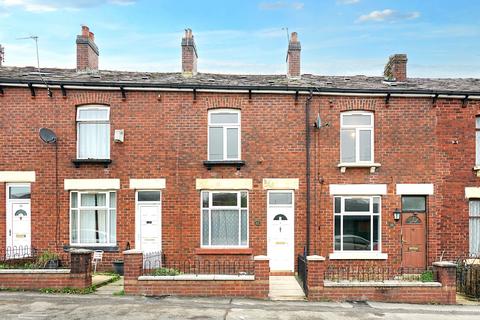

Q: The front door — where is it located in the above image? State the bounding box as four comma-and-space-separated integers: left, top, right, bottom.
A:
267, 190, 294, 272
402, 213, 426, 269
6, 184, 32, 258
136, 191, 162, 253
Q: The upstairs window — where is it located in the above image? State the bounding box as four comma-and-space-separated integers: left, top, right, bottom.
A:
476, 117, 480, 166
208, 109, 240, 161
77, 106, 110, 159
340, 111, 374, 163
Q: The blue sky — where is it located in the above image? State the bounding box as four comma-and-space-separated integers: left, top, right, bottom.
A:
0, 0, 479, 77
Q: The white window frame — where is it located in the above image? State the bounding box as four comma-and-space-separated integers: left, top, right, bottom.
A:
76, 105, 111, 160
69, 190, 116, 247
200, 190, 249, 248
469, 200, 480, 255
476, 116, 480, 166
207, 109, 241, 161
333, 196, 381, 253
340, 111, 374, 164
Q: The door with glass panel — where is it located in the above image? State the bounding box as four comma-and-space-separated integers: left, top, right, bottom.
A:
6, 184, 31, 258
136, 191, 162, 253
401, 196, 426, 269
267, 190, 294, 272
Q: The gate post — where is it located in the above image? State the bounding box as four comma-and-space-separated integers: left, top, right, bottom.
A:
253, 255, 270, 299
433, 261, 457, 304
306, 255, 326, 301
69, 248, 93, 288
124, 249, 143, 295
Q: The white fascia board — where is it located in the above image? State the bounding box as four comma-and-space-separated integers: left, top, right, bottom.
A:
396, 184, 434, 195
129, 179, 166, 190
0, 171, 36, 182
329, 184, 387, 195
195, 179, 253, 190
64, 179, 120, 190
262, 178, 299, 190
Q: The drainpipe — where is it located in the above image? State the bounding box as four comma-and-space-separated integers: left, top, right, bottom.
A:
305, 91, 313, 256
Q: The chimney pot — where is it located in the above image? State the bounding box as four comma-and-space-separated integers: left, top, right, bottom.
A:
287, 31, 301, 79
182, 28, 198, 76
76, 25, 99, 72
384, 54, 407, 82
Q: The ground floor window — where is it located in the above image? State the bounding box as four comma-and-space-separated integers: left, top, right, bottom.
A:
469, 200, 480, 255
201, 191, 248, 247
70, 191, 116, 245
334, 196, 381, 252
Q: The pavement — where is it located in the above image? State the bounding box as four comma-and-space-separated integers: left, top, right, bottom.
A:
94, 276, 124, 296
269, 276, 306, 300
0, 292, 480, 319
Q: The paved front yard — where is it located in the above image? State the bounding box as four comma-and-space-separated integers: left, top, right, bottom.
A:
0, 292, 480, 319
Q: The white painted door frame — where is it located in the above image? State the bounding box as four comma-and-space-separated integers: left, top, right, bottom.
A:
6, 183, 32, 253
267, 190, 295, 272
135, 190, 162, 252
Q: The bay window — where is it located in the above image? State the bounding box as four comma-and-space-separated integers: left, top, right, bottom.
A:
77, 105, 110, 159
208, 109, 241, 161
334, 196, 381, 252
201, 191, 248, 247
70, 191, 116, 246
340, 111, 374, 163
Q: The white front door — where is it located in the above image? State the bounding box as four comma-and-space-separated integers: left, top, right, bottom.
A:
135, 191, 162, 253
267, 190, 294, 272
6, 184, 32, 257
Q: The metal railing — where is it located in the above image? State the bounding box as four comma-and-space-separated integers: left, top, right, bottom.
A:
456, 254, 480, 299
325, 265, 434, 282
143, 258, 255, 276
297, 254, 308, 294
0, 246, 36, 262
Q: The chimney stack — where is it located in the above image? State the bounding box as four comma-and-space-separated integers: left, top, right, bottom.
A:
287, 32, 301, 79
384, 54, 407, 82
182, 28, 198, 76
76, 25, 99, 72
0, 44, 4, 67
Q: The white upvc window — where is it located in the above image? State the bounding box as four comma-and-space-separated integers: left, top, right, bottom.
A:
469, 200, 480, 255
201, 191, 248, 247
334, 196, 381, 253
70, 191, 116, 246
340, 111, 374, 163
476, 117, 480, 166
208, 109, 241, 161
76, 105, 110, 159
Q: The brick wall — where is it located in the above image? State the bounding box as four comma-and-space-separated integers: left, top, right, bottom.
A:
0, 86, 477, 272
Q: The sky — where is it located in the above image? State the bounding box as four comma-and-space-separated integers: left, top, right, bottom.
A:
0, 0, 479, 78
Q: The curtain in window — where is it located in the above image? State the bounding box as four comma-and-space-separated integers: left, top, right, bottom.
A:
470, 201, 480, 255
211, 210, 239, 246
78, 123, 109, 159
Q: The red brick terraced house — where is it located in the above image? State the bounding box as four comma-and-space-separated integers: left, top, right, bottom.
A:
0, 26, 479, 274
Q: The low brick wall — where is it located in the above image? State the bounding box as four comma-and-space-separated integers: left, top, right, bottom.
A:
0, 249, 92, 290
306, 256, 457, 304
124, 250, 270, 299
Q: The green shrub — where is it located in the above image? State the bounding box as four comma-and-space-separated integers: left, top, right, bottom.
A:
35, 251, 60, 268
420, 270, 434, 282
150, 267, 182, 276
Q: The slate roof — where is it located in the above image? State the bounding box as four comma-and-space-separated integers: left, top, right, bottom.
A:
0, 66, 479, 94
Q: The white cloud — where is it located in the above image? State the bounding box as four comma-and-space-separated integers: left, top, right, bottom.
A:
259, 1, 304, 10
336, 0, 360, 4
0, 0, 135, 13
357, 9, 420, 23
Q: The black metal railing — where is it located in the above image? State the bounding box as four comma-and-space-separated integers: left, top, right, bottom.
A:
0, 246, 37, 262
143, 259, 255, 276
456, 255, 480, 299
297, 254, 308, 294
324, 265, 434, 282
0, 246, 68, 269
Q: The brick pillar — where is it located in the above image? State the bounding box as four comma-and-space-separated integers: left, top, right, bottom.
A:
306, 255, 326, 301
69, 249, 93, 288
253, 255, 270, 299
124, 249, 143, 294
433, 261, 457, 304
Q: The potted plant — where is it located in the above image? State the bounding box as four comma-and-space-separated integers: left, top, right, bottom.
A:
112, 260, 124, 275
37, 251, 60, 269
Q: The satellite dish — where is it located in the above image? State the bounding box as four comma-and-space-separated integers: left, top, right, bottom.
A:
39, 128, 57, 144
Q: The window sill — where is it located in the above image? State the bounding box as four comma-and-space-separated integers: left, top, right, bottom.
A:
72, 159, 112, 168
194, 248, 253, 255
203, 160, 245, 170
63, 245, 119, 252
338, 163, 381, 173
329, 251, 388, 260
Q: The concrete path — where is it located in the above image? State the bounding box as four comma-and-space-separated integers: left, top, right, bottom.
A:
1, 292, 480, 319
91, 274, 113, 287
268, 276, 306, 300
94, 276, 124, 296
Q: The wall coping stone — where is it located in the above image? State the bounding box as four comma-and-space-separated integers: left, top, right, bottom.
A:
433, 261, 457, 268
123, 249, 143, 255
0, 269, 71, 274
323, 280, 442, 287
138, 274, 255, 281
